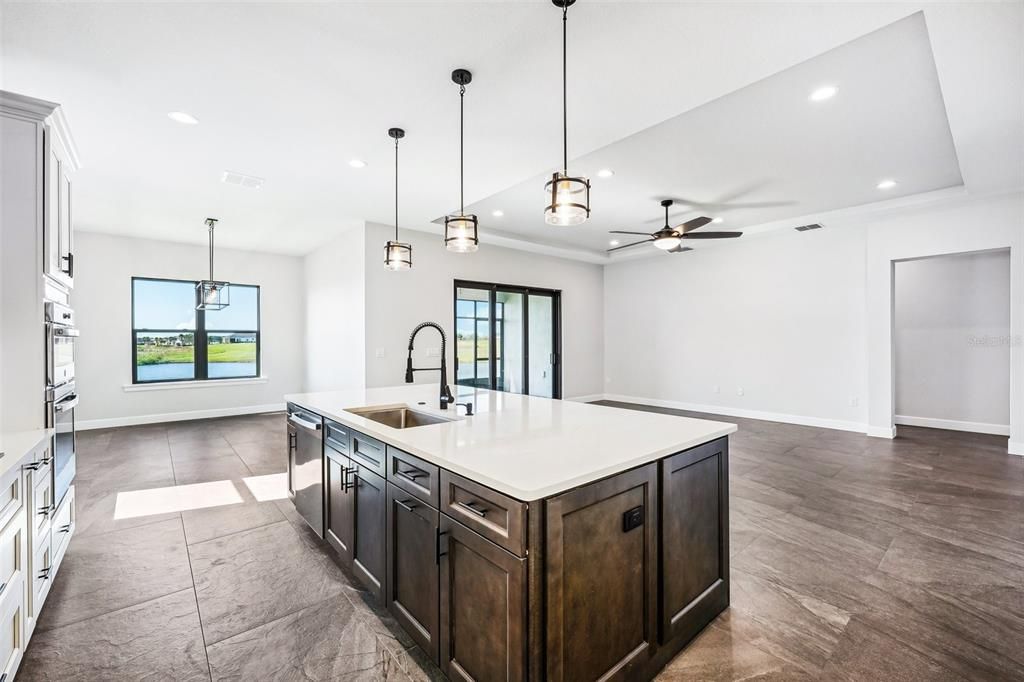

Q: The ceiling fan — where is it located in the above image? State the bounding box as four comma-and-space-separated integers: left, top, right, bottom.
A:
608, 199, 743, 253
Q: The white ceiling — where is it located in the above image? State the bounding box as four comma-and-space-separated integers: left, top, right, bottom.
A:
2, 2, 1020, 259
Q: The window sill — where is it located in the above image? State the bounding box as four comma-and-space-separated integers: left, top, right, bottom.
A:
123, 376, 269, 392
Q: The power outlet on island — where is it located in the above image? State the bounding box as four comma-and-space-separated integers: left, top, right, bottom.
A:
736, 387, 745, 396
375, 347, 385, 359
622, 505, 644, 532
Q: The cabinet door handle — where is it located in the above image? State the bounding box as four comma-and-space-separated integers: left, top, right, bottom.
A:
23, 462, 41, 471
38, 506, 51, 518
457, 500, 488, 517
436, 529, 448, 564
38, 567, 50, 581
395, 469, 426, 484
0, 582, 6, 594
62, 252, 74, 278
395, 498, 418, 513
59, 524, 71, 533
342, 467, 356, 492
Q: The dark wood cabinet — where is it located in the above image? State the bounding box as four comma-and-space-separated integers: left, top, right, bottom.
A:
324, 446, 353, 559
659, 437, 729, 645
351, 466, 387, 600
545, 463, 659, 682
386, 483, 440, 663
439, 516, 526, 682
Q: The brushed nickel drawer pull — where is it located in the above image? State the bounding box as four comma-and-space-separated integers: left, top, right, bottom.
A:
457, 500, 488, 517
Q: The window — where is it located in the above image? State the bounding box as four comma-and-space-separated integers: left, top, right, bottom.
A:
132, 277, 260, 383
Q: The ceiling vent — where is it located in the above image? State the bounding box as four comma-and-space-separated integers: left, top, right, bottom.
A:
221, 170, 265, 189
794, 223, 824, 232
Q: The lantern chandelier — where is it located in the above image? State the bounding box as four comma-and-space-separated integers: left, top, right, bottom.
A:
196, 218, 230, 310
384, 127, 413, 271
444, 68, 479, 253
544, 0, 590, 226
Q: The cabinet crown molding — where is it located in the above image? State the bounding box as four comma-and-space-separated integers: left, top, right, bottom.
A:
0, 91, 81, 171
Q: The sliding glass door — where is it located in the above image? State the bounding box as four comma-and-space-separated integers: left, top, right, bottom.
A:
454, 281, 561, 398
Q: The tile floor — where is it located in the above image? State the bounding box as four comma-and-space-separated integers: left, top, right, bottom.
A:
18, 405, 1024, 680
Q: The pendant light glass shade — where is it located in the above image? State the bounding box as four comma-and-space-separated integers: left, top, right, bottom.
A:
444, 69, 479, 252
544, 0, 590, 226
544, 171, 590, 226
196, 218, 230, 310
444, 214, 478, 253
384, 240, 413, 270
384, 127, 413, 271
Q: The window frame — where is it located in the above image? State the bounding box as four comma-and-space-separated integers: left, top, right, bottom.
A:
131, 276, 261, 385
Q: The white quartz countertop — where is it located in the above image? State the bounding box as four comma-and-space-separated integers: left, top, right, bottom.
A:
285, 385, 736, 501
0, 428, 51, 479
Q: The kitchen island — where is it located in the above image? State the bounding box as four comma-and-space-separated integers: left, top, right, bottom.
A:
285, 384, 736, 681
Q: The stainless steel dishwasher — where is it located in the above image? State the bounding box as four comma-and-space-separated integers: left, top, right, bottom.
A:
287, 404, 324, 537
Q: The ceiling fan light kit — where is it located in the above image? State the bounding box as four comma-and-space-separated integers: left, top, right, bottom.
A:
607, 199, 742, 254
384, 127, 413, 271
444, 68, 479, 253
544, 0, 591, 227
196, 217, 231, 310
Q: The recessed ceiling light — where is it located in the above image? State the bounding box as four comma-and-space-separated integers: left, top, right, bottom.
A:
348, 159, 366, 169
167, 111, 199, 125
609, 239, 620, 246
492, 210, 504, 217
876, 178, 898, 190
809, 85, 838, 102
711, 217, 724, 224
597, 169, 615, 178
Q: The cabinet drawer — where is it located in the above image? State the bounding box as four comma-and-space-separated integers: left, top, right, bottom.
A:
51, 485, 75, 567
0, 509, 25, 601
324, 420, 350, 456
0, 463, 23, 531
349, 430, 386, 478
440, 471, 527, 557
387, 446, 439, 508
31, 467, 53, 546
32, 529, 52, 614
0, 564, 25, 682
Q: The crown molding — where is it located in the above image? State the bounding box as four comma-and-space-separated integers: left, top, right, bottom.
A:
0, 90, 81, 170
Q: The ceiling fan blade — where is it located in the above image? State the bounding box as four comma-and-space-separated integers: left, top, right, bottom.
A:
608, 230, 655, 236
681, 231, 743, 239
607, 238, 655, 253
677, 216, 713, 233
667, 246, 693, 254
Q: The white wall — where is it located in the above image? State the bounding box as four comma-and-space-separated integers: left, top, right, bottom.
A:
604, 190, 1023, 450
362, 223, 605, 399
604, 225, 868, 430
73, 232, 305, 426
895, 250, 1011, 431
303, 224, 366, 392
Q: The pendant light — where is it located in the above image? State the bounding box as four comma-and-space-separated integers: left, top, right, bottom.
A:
384, 127, 413, 271
444, 68, 479, 253
544, 0, 590, 227
196, 218, 230, 310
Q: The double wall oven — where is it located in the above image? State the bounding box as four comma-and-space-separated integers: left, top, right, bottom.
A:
45, 301, 78, 508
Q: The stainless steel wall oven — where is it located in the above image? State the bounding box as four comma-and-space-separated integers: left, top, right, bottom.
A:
45, 300, 78, 507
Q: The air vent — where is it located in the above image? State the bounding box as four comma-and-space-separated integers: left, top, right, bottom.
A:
221, 170, 265, 189
794, 223, 824, 232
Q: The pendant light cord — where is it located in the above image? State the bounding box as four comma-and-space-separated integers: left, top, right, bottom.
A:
394, 136, 399, 242
562, 3, 568, 174
459, 83, 465, 215
209, 223, 214, 280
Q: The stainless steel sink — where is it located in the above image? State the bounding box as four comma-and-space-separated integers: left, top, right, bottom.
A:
345, 405, 455, 429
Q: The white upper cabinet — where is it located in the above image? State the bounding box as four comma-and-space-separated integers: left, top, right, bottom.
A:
43, 127, 75, 289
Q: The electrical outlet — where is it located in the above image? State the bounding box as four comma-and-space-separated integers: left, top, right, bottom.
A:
849, 397, 859, 407
713, 385, 720, 394
375, 347, 385, 359
425, 347, 440, 358
736, 387, 744, 396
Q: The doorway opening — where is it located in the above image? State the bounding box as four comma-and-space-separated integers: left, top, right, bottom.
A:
453, 280, 562, 399
893, 249, 1011, 437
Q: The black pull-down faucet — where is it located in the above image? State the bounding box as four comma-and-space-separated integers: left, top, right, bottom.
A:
405, 322, 455, 410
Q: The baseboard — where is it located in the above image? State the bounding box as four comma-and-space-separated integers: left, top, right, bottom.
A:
564, 393, 605, 403
895, 415, 1010, 437
601, 394, 869, 434
866, 425, 898, 439
1008, 441, 1024, 457
78, 403, 285, 430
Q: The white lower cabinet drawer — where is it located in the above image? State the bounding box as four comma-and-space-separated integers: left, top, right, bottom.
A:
31, 468, 53, 548
0, 560, 25, 682
31, 530, 52, 617
0, 511, 25, 603
51, 486, 74, 570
